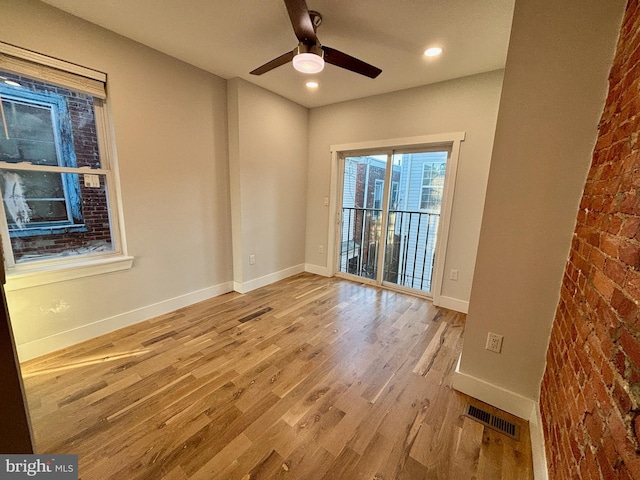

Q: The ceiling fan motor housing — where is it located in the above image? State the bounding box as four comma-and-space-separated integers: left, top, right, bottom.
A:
297, 43, 323, 57
309, 10, 322, 29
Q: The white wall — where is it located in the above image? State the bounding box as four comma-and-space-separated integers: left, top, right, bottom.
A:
227, 79, 309, 292
0, 0, 233, 360
455, 0, 626, 411
306, 70, 504, 308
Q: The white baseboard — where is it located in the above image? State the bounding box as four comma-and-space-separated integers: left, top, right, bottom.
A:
434, 295, 469, 313
17, 281, 234, 362
20, 264, 311, 360
529, 402, 549, 480
233, 264, 305, 294
304, 263, 331, 277
452, 355, 536, 420
452, 355, 548, 479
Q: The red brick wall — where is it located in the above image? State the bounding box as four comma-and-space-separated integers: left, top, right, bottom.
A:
540, 1, 640, 478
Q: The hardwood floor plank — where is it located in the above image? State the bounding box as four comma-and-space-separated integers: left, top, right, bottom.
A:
452, 416, 485, 478
20, 273, 533, 480
476, 428, 506, 479
83, 372, 143, 405
413, 321, 448, 376
160, 466, 188, 480
188, 433, 253, 480
320, 447, 361, 480
272, 443, 335, 480
244, 449, 285, 479
318, 392, 371, 457
350, 431, 395, 479
106, 372, 192, 421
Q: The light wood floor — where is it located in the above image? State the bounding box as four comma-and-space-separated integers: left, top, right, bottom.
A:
20, 273, 533, 479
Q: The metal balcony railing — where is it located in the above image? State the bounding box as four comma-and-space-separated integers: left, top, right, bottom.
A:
339, 207, 440, 292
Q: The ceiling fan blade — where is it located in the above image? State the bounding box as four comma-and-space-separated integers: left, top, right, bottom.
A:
250, 50, 295, 75
284, 0, 317, 45
323, 46, 382, 79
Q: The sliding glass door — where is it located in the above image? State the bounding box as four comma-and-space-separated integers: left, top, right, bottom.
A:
338, 154, 389, 281
336, 148, 449, 296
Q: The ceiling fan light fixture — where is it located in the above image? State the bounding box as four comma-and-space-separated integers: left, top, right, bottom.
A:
293, 52, 325, 74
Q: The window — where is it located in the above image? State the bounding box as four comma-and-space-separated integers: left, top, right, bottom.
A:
0, 86, 84, 235
420, 162, 446, 212
0, 43, 130, 287
373, 179, 384, 210
390, 181, 399, 210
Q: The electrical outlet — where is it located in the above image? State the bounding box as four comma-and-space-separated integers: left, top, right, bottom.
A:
486, 332, 503, 353
249, 254, 256, 265
449, 269, 458, 281
318, 245, 324, 254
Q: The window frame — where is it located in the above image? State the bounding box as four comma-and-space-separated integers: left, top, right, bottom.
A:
0, 42, 132, 291
0, 84, 85, 235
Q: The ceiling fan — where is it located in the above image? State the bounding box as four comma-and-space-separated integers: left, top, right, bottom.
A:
250, 0, 382, 78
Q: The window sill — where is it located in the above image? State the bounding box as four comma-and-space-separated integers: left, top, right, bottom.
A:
9, 223, 87, 238
5, 255, 134, 291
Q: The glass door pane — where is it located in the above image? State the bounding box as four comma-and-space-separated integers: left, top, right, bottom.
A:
383, 151, 448, 293
338, 155, 388, 281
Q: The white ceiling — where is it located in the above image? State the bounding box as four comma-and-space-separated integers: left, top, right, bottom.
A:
40, 0, 515, 108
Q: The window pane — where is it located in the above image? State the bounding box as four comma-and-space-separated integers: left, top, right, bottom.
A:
1, 172, 113, 262
384, 151, 447, 293
0, 73, 102, 170
20, 171, 65, 201
421, 187, 441, 211
339, 155, 388, 281
2, 170, 68, 227
2, 168, 74, 227
0, 99, 58, 165
28, 199, 68, 223
420, 160, 446, 211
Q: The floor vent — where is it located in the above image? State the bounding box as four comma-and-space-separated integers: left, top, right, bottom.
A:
465, 404, 520, 441
238, 307, 273, 323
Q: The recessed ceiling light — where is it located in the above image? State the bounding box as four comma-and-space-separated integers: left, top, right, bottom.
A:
424, 47, 443, 57
3, 80, 21, 87
306, 81, 319, 89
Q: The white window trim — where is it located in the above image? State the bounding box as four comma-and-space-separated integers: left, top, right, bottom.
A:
0, 43, 131, 289
5, 255, 134, 291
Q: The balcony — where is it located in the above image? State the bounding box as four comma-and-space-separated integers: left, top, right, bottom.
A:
339, 207, 440, 293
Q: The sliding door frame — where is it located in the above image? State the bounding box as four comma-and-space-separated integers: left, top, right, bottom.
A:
328, 132, 465, 305
335, 149, 394, 288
